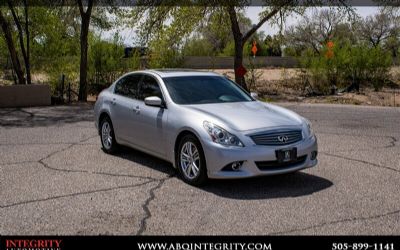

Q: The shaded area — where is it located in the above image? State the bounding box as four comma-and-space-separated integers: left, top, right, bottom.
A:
0, 104, 94, 127
202, 172, 332, 200
116, 145, 177, 177
115, 145, 331, 200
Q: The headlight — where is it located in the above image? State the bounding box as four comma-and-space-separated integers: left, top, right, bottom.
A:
303, 118, 314, 138
203, 121, 244, 147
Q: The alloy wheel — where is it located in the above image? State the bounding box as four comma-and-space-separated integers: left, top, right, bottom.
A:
101, 121, 113, 150
180, 141, 200, 179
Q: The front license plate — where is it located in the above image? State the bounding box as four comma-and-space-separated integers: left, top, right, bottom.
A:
276, 148, 297, 163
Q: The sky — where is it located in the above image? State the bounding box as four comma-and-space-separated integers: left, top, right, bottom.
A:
246, 6, 379, 35
100, 6, 380, 46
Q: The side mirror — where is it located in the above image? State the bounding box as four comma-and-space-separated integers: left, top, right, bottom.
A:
144, 96, 163, 107
250, 92, 259, 100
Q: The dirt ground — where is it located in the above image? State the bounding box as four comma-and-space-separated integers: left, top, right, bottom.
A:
213, 67, 400, 107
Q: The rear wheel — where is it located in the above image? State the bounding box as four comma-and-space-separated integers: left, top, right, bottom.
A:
177, 134, 207, 186
100, 116, 118, 154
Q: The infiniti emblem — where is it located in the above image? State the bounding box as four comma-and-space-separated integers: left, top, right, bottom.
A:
277, 135, 289, 142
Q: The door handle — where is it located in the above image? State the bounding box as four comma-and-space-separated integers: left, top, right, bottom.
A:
133, 106, 140, 114
111, 98, 116, 105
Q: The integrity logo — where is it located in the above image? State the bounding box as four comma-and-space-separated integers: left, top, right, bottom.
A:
5, 239, 62, 250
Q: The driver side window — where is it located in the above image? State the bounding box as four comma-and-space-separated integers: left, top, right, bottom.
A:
114, 74, 142, 99
138, 75, 163, 101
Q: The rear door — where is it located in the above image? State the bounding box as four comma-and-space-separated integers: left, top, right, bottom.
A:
110, 74, 142, 143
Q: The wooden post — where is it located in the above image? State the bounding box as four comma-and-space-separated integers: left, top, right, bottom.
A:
60, 74, 65, 103
68, 81, 71, 103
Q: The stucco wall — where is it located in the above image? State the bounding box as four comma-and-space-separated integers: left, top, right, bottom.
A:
0, 84, 51, 108
182, 56, 298, 69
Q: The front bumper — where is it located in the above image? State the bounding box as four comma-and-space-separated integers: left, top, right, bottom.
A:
202, 135, 318, 179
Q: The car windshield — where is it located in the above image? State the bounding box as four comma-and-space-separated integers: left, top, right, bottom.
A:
162, 75, 254, 105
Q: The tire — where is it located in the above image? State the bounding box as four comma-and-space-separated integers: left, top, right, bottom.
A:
100, 116, 118, 154
176, 134, 208, 186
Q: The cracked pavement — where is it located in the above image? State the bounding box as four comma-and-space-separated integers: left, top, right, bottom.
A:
0, 103, 399, 235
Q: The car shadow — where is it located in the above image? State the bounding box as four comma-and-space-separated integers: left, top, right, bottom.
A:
201, 173, 333, 200
116, 146, 177, 176
115, 146, 332, 200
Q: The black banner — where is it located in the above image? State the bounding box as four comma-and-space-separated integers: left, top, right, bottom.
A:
1, 236, 399, 250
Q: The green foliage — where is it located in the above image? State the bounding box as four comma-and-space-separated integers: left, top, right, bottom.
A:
300, 42, 392, 93
220, 40, 235, 56
182, 37, 214, 56
130, 6, 261, 63
221, 40, 253, 57
27, 7, 81, 91
148, 39, 184, 68
0, 32, 7, 66
198, 10, 232, 55
147, 26, 185, 68
262, 35, 282, 56
88, 33, 140, 90
245, 56, 263, 92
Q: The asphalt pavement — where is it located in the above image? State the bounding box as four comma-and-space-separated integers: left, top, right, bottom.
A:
0, 103, 399, 235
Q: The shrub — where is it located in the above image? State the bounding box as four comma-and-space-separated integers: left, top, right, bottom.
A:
86, 34, 142, 95
300, 41, 392, 94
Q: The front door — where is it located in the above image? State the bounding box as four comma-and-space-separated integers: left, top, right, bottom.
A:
110, 73, 143, 144
134, 74, 168, 157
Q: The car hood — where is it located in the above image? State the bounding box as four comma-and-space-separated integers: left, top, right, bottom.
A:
185, 101, 303, 132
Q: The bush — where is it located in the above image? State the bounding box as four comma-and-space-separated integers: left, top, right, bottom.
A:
182, 38, 215, 56
147, 30, 184, 68
300, 41, 392, 94
89, 34, 141, 91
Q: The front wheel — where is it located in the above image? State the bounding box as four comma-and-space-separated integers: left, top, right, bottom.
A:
100, 116, 118, 154
177, 134, 208, 186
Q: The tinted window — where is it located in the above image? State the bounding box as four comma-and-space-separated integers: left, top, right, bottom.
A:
162, 76, 253, 105
138, 75, 163, 100
114, 74, 142, 99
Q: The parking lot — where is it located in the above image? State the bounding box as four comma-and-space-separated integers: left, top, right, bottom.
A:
1, 103, 399, 235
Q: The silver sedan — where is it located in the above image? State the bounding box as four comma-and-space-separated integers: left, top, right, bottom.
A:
94, 70, 318, 186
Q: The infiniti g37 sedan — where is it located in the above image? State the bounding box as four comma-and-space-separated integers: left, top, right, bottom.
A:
94, 70, 318, 186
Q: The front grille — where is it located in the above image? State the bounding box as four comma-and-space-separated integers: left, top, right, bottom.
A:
255, 155, 307, 171
249, 130, 302, 146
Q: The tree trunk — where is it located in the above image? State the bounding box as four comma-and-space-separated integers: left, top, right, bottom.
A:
0, 10, 25, 85
8, 0, 29, 85
227, 6, 248, 91
77, 0, 93, 102
24, 0, 31, 85
233, 39, 247, 91
78, 15, 90, 101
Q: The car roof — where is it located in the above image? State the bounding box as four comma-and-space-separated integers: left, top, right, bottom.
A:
132, 69, 221, 78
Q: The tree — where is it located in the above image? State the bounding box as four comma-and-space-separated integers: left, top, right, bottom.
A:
129, 3, 273, 90
264, 34, 282, 56
356, 8, 400, 57
284, 8, 353, 55
199, 11, 252, 55
0, 9, 25, 85
226, 3, 285, 89
129, 1, 352, 91
182, 36, 214, 56
183, 11, 255, 57
7, 0, 32, 84
356, 8, 396, 48
77, 0, 94, 101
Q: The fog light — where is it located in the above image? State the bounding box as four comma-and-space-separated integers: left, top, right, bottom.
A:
222, 161, 244, 171
311, 151, 318, 160
231, 161, 243, 171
